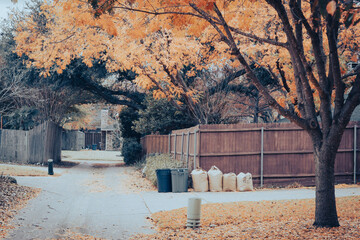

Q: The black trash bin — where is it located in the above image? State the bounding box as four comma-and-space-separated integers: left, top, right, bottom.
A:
156, 169, 172, 192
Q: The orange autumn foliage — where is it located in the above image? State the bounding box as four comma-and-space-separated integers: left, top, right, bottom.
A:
14, 0, 360, 116
15, 0, 230, 105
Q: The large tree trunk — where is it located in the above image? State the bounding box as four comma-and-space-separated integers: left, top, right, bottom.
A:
313, 140, 340, 227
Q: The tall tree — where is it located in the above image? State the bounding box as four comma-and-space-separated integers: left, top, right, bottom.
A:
0, 1, 95, 128
10, 0, 145, 110
2, 0, 145, 129
14, 0, 360, 227
133, 94, 195, 135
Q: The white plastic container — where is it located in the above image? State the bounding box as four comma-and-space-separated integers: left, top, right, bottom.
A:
237, 172, 253, 191
223, 172, 237, 191
191, 168, 209, 192
208, 166, 223, 192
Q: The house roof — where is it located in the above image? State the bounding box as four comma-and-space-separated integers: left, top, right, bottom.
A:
100, 109, 117, 131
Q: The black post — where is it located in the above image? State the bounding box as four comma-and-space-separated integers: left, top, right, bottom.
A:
48, 159, 54, 175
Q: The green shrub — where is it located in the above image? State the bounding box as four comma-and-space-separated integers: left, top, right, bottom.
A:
144, 154, 185, 186
122, 138, 142, 165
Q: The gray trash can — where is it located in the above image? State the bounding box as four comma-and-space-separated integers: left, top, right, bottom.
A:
171, 168, 188, 193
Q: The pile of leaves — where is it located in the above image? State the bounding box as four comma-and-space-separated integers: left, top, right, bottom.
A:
132, 195, 360, 239
144, 154, 185, 186
49, 229, 106, 240
121, 166, 156, 193
0, 175, 40, 239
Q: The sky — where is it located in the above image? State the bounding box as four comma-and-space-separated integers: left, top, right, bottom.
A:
0, 0, 26, 21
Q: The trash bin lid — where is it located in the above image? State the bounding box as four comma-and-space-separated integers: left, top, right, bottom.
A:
156, 168, 171, 173
171, 168, 188, 172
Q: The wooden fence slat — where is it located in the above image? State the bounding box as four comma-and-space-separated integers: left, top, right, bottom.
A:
0, 121, 62, 164
260, 127, 264, 187
354, 125, 357, 184
186, 132, 190, 169
140, 122, 360, 186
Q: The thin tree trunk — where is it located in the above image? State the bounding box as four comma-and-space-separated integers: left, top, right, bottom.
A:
254, 98, 259, 123
313, 145, 340, 227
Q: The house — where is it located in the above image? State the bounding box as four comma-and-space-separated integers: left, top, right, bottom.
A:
100, 109, 121, 151
63, 104, 122, 151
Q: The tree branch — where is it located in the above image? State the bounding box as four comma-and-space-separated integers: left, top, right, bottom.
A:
266, 0, 319, 129
290, 0, 328, 100
113, 4, 203, 19
276, 59, 290, 93
76, 74, 144, 109
326, 13, 344, 121
228, 26, 289, 48
208, 2, 308, 129
339, 74, 360, 126
208, 68, 246, 95
342, 64, 360, 80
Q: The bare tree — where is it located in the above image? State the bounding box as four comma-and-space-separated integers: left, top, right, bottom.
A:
0, 68, 34, 115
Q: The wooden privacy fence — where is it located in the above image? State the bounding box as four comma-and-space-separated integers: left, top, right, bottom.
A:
141, 122, 360, 187
62, 130, 85, 151
140, 134, 170, 156
0, 121, 62, 164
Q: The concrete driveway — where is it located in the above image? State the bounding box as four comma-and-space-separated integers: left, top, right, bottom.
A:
6, 161, 155, 239
5, 151, 360, 239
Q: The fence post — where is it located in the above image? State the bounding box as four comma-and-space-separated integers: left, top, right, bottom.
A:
194, 130, 197, 169
354, 125, 357, 184
260, 127, 264, 188
198, 128, 201, 168
186, 132, 190, 169
174, 134, 177, 160
181, 133, 184, 162
168, 134, 171, 154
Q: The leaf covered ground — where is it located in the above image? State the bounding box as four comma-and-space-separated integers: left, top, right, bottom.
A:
81, 163, 156, 193
0, 177, 40, 239
132, 195, 360, 239
0, 164, 49, 177
0, 161, 79, 177
121, 166, 157, 193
